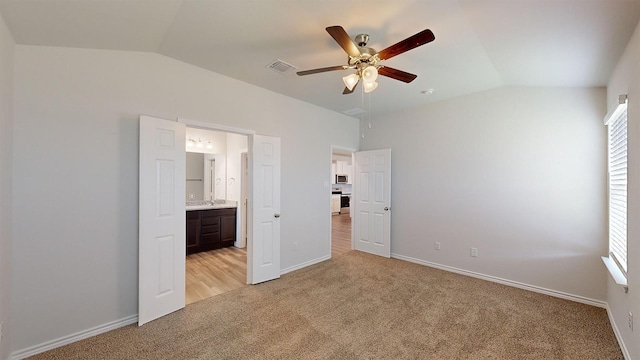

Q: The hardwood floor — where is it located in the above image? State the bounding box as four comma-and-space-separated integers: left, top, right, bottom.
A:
185, 246, 247, 305
186, 213, 351, 305
332, 212, 353, 257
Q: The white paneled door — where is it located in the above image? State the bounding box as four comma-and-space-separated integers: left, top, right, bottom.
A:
353, 149, 391, 258
249, 135, 281, 284
138, 115, 186, 326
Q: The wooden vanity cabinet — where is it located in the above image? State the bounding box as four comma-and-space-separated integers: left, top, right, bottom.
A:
219, 209, 237, 248
186, 208, 237, 255
186, 211, 201, 253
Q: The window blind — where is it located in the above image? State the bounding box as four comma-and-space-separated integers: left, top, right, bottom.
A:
607, 104, 627, 273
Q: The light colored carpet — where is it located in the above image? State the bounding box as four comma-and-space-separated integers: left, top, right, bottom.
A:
30, 251, 622, 359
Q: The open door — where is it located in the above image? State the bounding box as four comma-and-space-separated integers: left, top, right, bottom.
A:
138, 115, 186, 325
353, 149, 391, 258
248, 135, 281, 284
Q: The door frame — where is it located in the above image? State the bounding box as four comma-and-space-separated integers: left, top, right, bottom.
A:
330, 145, 357, 257
237, 150, 249, 248
179, 118, 255, 284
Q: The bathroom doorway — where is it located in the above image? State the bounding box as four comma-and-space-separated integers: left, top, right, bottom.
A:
184, 127, 249, 305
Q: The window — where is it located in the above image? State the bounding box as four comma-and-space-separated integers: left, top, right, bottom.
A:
606, 95, 628, 274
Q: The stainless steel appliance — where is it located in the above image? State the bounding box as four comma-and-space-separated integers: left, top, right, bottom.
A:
340, 194, 350, 214
335, 174, 348, 184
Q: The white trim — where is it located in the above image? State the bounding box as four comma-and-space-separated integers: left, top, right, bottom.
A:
602, 256, 628, 292
178, 118, 256, 135
280, 255, 331, 275
604, 94, 628, 125
10, 315, 138, 360
392, 253, 607, 308
606, 305, 631, 360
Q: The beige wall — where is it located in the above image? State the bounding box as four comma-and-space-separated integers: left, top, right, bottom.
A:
0, 12, 14, 360
11, 46, 359, 354
360, 86, 607, 302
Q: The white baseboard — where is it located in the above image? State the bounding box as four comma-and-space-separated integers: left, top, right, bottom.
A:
280, 254, 331, 275
391, 253, 607, 308
606, 305, 631, 360
10, 314, 138, 360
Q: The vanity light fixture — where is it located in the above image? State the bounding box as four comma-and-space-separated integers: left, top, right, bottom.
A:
206, 141, 213, 149
196, 138, 204, 148
187, 138, 196, 147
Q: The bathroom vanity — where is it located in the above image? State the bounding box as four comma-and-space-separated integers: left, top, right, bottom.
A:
186, 201, 237, 255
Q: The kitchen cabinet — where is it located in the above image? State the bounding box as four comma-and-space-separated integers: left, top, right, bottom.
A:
331, 194, 341, 214
186, 207, 237, 254
331, 163, 336, 184
334, 160, 352, 184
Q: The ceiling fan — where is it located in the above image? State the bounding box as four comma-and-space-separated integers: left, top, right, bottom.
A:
297, 26, 435, 94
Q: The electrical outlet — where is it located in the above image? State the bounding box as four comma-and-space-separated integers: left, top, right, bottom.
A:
470, 247, 479, 257
629, 312, 633, 331
189, 194, 194, 199
435, 242, 441, 250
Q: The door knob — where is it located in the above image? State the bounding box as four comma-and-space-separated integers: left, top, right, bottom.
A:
274, 213, 281, 218
384, 207, 390, 211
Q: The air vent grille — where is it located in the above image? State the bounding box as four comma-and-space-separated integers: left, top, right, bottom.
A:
343, 108, 366, 116
266, 59, 298, 74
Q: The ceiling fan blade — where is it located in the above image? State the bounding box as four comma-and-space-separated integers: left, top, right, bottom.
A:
376, 29, 435, 61
343, 78, 359, 94
297, 65, 348, 76
378, 66, 418, 83
326, 26, 361, 57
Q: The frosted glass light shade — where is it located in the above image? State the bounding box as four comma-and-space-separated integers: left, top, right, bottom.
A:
362, 66, 378, 83
363, 81, 378, 93
342, 73, 359, 91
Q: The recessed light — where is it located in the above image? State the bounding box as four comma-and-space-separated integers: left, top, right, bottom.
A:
421, 89, 434, 95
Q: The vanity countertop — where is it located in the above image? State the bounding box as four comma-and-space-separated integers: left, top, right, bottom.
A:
186, 200, 238, 211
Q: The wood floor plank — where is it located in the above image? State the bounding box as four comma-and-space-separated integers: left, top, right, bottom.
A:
332, 213, 352, 258
185, 247, 247, 305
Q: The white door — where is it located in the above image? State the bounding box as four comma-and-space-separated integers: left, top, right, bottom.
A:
248, 135, 281, 284
138, 115, 186, 325
353, 149, 391, 257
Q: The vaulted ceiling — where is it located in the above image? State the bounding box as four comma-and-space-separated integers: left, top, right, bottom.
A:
1, 0, 638, 116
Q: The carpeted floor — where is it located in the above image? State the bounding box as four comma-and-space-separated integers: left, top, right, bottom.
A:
30, 251, 622, 359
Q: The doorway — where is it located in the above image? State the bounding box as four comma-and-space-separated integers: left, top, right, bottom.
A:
331, 146, 355, 257
184, 127, 249, 305
139, 115, 282, 325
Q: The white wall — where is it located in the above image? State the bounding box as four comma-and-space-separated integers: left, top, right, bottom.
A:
11, 46, 359, 353
0, 12, 13, 360
360, 86, 607, 302
225, 133, 247, 202
606, 19, 640, 360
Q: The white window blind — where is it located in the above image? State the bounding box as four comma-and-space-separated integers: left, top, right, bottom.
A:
606, 95, 628, 274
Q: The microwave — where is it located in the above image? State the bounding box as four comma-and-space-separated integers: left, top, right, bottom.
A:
335, 174, 348, 184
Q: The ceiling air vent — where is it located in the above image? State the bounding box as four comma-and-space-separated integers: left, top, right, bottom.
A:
266, 59, 298, 75
343, 108, 366, 116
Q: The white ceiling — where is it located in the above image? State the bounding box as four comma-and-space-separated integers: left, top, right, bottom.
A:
1, 0, 638, 116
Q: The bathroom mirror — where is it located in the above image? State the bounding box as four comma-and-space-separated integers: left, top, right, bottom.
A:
186, 152, 226, 201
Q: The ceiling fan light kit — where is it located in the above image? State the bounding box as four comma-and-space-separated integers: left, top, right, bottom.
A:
297, 26, 435, 94
363, 81, 378, 93
342, 73, 360, 91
